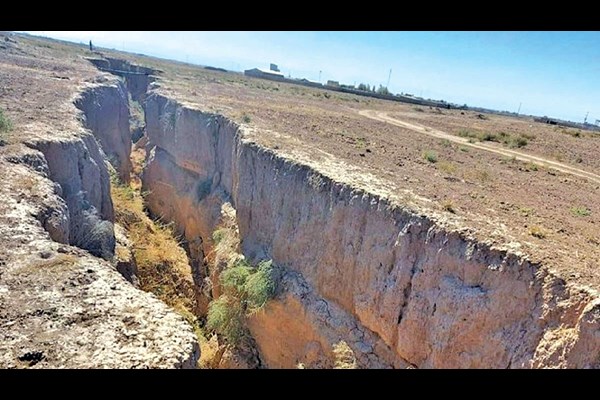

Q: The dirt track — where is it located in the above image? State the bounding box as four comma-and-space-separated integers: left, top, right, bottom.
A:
359, 109, 600, 185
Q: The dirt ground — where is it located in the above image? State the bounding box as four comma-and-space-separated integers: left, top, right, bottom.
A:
149, 52, 600, 291
1, 32, 599, 292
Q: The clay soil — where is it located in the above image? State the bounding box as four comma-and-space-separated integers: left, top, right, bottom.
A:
2, 32, 599, 291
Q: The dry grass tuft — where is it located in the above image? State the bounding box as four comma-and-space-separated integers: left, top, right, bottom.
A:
437, 161, 457, 175
442, 199, 456, 214
332, 340, 357, 369
198, 334, 227, 369
110, 160, 202, 354
528, 225, 547, 239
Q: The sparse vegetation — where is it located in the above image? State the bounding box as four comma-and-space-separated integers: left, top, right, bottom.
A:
206, 258, 277, 344
110, 163, 203, 354
413, 106, 425, 112
500, 155, 517, 164
198, 334, 226, 369
458, 129, 476, 139
220, 259, 253, 295
422, 150, 438, 163
437, 161, 457, 174
205, 217, 278, 346
0, 108, 13, 144
442, 199, 456, 213
529, 225, 547, 239
439, 139, 452, 147
22, 254, 77, 274
459, 146, 469, 152
0, 108, 12, 133
244, 260, 276, 312
242, 113, 251, 123
354, 137, 367, 148
559, 127, 581, 138
206, 295, 246, 345
212, 228, 228, 245
519, 207, 534, 217
526, 162, 539, 172
571, 206, 591, 217
469, 168, 491, 184
457, 129, 529, 148
332, 341, 357, 369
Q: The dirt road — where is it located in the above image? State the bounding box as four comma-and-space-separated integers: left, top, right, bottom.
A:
359, 109, 600, 185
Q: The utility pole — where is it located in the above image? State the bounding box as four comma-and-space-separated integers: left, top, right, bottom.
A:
517, 102, 522, 115
386, 68, 392, 88
584, 111, 589, 124
318, 70, 322, 83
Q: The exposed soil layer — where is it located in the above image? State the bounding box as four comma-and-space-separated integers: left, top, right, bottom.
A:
139, 57, 600, 291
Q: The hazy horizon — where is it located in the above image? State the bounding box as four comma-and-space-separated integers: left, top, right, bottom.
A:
21, 31, 600, 124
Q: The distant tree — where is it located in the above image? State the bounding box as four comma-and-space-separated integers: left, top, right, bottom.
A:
357, 83, 369, 91
377, 85, 390, 95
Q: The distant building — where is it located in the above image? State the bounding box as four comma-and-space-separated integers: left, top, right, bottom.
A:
294, 78, 322, 88
326, 80, 340, 87
269, 63, 280, 72
244, 67, 285, 81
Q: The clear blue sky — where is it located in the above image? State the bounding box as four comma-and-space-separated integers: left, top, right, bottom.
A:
23, 31, 600, 123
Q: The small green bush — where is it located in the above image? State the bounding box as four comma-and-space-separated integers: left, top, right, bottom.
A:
458, 129, 476, 138
0, 109, 12, 132
244, 260, 276, 312
501, 134, 528, 148
220, 260, 252, 296
478, 132, 497, 142
0, 109, 13, 141
422, 150, 438, 163
439, 139, 452, 147
206, 295, 246, 345
208, 258, 277, 344
570, 206, 591, 217
242, 113, 251, 123
212, 228, 227, 244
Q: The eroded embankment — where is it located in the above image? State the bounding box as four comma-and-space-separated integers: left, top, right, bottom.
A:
141, 91, 600, 369
0, 68, 199, 368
